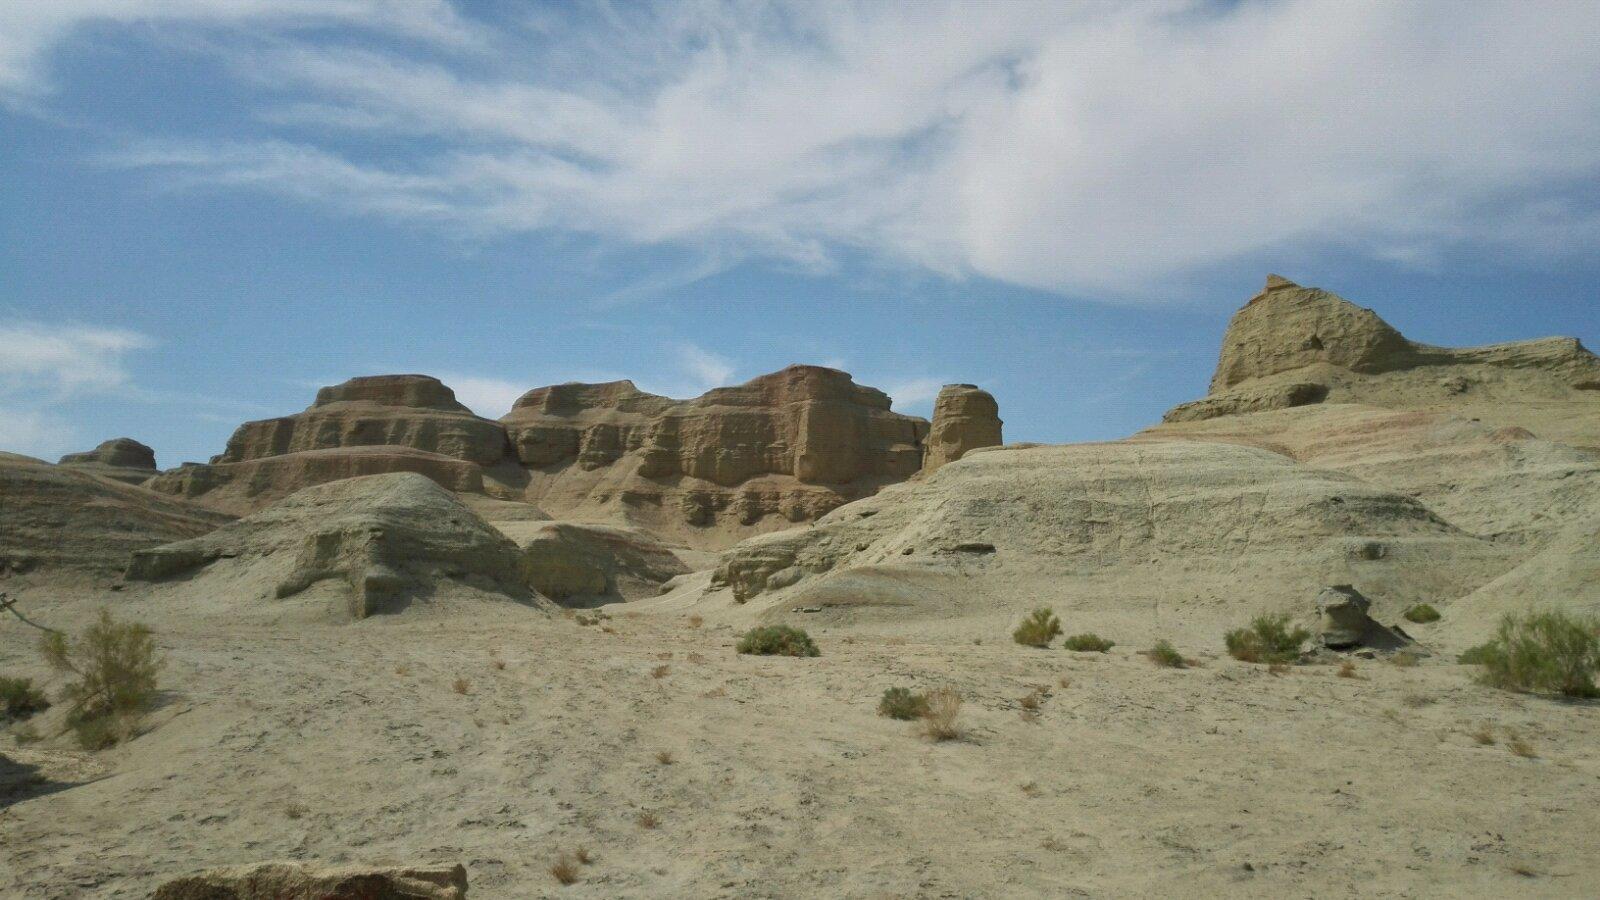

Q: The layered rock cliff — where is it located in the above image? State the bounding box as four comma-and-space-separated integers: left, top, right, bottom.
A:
922, 384, 1002, 474
58, 437, 158, 485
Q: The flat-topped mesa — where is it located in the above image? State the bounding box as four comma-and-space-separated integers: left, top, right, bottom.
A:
923, 384, 1003, 474
500, 364, 927, 486
218, 374, 510, 467
58, 437, 158, 485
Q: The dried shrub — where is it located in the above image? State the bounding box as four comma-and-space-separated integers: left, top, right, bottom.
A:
453, 677, 471, 695
1061, 633, 1114, 653
1466, 610, 1600, 698
1390, 651, 1420, 668
651, 665, 670, 679
0, 676, 49, 722
1144, 640, 1187, 668
918, 686, 963, 741
736, 625, 819, 657
1403, 603, 1442, 624
636, 810, 660, 829
1012, 608, 1063, 648
877, 687, 928, 721
549, 854, 580, 885
1337, 660, 1359, 679
655, 750, 674, 765
39, 609, 162, 751
1224, 614, 1309, 664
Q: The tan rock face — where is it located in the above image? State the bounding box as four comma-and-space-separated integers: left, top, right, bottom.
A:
1211, 276, 1414, 391
923, 384, 1002, 473
219, 374, 511, 467
57, 437, 157, 485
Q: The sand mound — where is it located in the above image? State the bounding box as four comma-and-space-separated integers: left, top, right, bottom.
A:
493, 520, 690, 603
127, 473, 537, 619
0, 451, 231, 579
694, 441, 1514, 636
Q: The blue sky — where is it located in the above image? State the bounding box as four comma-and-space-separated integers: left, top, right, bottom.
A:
3, 0, 1599, 468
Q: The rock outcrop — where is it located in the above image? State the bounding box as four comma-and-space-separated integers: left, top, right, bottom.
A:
128, 473, 533, 619
501, 365, 931, 545
57, 437, 157, 485
219, 375, 511, 466
498, 521, 691, 602
1164, 276, 1600, 449
151, 861, 467, 900
145, 367, 958, 545
0, 452, 231, 578
922, 384, 1002, 474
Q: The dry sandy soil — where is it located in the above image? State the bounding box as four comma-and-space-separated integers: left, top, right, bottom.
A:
4, 584, 1598, 899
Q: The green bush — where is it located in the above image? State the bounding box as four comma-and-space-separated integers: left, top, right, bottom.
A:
1012, 608, 1063, 648
40, 609, 163, 750
1458, 642, 1494, 665
1466, 610, 1600, 698
736, 625, 819, 657
877, 687, 929, 720
1403, 603, 1442, 624
1146, 640, 1186, 668
0, 676, 49, 722
1062, 633, 1114, 653
1225, 614, 1310, 664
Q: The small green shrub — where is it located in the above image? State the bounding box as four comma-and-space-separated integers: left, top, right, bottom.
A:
736, 625, 819, 657
877, 687, 929, 720
1225, 614, 1310, 664
40, 609, 163, 750
1466, 610, 1600, 698
0, 676, 50, 722
1458, 642, 1494, 665
1404, 604, 1442, 624
1062, 633, 1114, 653
1145, 640, 1186, 668
1012, 608, 1063, 648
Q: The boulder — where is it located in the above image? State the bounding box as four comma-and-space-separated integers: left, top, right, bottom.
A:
922, 384, 1002, 474
57, 437, 157, 484
150, 861, 466, 899
1316, 584, 1412, 651
127, 473, 531, 619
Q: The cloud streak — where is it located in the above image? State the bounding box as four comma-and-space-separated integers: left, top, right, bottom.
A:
16, 1, 1600, 298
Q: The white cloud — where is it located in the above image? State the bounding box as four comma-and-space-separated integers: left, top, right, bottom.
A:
881, 378, 945, 413
0, 406, 79, 460
24, 1, 1600, 297
437, 374, 526, 419
0, 321, 153, 394
675, 343, 736, 394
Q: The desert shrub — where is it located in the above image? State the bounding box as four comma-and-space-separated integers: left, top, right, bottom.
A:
1458, 642, 1494, 665
40, 609, 162, 750
1012, 608, 1063, 648
1061, 633, 1114, 653
1145, 640, 1186, 668
1403, 603, 1442, 624
919, 686, 963, 741
1224, 614, 1310, 664
878, 687, 929, 720
0, 676, 49, 722
1390, 651, 1420, 668
737, 625, 819, 657
1467, 610, 1600, 698
549, 853, 580, 885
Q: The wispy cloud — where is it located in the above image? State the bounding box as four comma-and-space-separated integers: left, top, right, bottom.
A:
0, 321, 152, 394
16, 1, 1600, 298
882, 378, 946, 413
673, 343, 737, 394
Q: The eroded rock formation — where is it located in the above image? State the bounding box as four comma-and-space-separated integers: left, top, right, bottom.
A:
1165, 276, 1600, 448
922, 384, 1002, 473
57, 437, 158, 485
151, 861, 468, 900
129, 473, 532, 619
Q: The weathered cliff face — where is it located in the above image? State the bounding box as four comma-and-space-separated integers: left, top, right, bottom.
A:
57, 437, 158, 485
501, 366, 931, 545
1166, 276, 1600, 449
922, 384, 1002, 474
218, 375, 511, 467
143, 366, 969, 545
